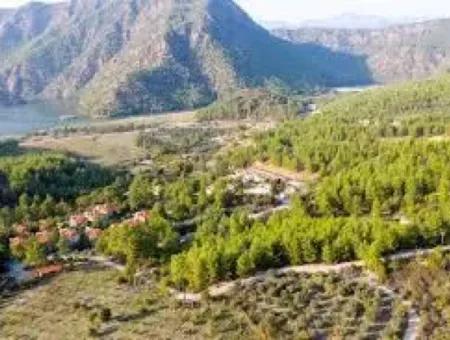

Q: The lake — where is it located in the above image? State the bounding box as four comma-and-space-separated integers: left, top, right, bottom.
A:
0, 100, 85, 138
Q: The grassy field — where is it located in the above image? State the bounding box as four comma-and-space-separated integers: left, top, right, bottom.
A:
0, 266, 408, 339
20, 112, 198, 167
21, 131, 146, 167
20, 112, 273, 168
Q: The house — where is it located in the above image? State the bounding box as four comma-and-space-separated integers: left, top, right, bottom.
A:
69, 214, 88, 228
85, 227, 103, 241
9, 236, 27, 248
125, 210, 152, 227
13, 223, 29, 236
244, 183, 272, 196
132, 211, 151, 225
94, 204, 117, 216
59, 228, 80, 245
32, 264, 64, 278
38, 220, 54, 231
299, 101, 317, 114
36, 231, 52, 245
84, 204, 117, 223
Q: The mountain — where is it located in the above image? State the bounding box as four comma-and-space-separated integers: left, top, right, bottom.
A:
298, 13, 424, 30
0, 0, 372, 117
274, 19, 450, 84
260, 20, 297, 30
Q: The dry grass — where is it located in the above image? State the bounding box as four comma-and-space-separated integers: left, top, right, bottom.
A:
0, 267, 407, 340
21, 131, 145, 166
0, 268, 246, 339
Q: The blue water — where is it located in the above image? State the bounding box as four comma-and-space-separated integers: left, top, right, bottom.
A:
0, 100, 85, 138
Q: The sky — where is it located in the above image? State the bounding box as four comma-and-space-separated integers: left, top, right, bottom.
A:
2, 0, 450, 24
235, 0, 450, 23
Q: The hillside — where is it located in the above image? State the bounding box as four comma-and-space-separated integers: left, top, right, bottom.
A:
321, 74, 450, 121
0, 0, 372, 117
196, 88, 301, 121
275, 19, 450, 83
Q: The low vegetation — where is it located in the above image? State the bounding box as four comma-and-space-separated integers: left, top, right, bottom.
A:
3, 73, 450, 338
196, 88, 301, 121
0, 265, 408, 339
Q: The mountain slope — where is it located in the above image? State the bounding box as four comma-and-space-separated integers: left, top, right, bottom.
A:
275, 19, 450, 84
0, 0, 372, 117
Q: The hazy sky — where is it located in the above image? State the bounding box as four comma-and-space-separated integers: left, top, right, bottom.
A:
2, 0, 450, 24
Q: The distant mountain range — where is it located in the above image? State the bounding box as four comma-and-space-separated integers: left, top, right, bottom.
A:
0, 0, 372, 117
297, 13, 430, 30
274, 18, 450, 83
261, 14, 436, 30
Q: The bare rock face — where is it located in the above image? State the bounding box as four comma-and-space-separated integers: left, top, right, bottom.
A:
0, 0, 372, 117
274, 19, 450, 84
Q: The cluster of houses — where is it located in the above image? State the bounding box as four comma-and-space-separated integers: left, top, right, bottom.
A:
9, 204, 154, 252
237, 167, 304, 203
69, 204, 118, 228
111, 210, 152, 229
8, 204, 118, 250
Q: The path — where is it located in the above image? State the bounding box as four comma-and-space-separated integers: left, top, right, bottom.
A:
88, 256, 126, 271
173, 245, 450, 302
172, 245, 450, 339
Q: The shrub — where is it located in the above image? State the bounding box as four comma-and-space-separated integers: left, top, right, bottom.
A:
99, 307, 112, 322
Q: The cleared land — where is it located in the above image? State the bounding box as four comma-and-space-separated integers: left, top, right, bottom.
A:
21, 131, 145, 167
20, 112, 274, 167
0, 266, 407, 340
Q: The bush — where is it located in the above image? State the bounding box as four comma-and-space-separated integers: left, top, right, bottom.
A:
99, 307, 112, 322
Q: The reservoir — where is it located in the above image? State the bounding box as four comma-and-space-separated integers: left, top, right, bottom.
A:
0, 100, 85, 138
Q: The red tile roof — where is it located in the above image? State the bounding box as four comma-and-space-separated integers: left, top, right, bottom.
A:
85, 227, 102, 241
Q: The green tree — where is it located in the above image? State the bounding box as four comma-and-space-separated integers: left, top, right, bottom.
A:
24, 237, 46, 267
129, 174, 154, 209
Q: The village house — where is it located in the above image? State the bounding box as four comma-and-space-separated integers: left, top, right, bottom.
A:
244, 183, 272, 196
36, 231, 52, 245
242, 171, 265, 184
32, 264, 64, 279
38, 219, 55, 232
9, 236, 26, 248
132, 210, 152, 225
59, 228, 81, 246
83, 204, 117, 223
69, 214, 88, 228
13, 223, 29, 236
85, 227, 103, 241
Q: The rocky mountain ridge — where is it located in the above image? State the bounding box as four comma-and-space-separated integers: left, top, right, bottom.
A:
274, 19, 450, 83
0, 0, 371, 116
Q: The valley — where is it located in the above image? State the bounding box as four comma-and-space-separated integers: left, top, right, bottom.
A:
2, 0, 450, 339
2, 72, 450, 339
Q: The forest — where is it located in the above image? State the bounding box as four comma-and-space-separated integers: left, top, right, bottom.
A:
169, 74, 450, 289
3, 74, 450, 299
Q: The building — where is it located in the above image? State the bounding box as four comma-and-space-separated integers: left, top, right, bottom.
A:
85, 227, 103, 241
38, 220, 54, 232
9, 236, 26, 248
32, 264, 64, 278
13, 223, 29, 236
84, 204, 117, 223
244, 183, 272, 196
59, 228, 81, 246
69, 214, 88, 228
131, 210, 152, 225
36, 231, 52, 245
